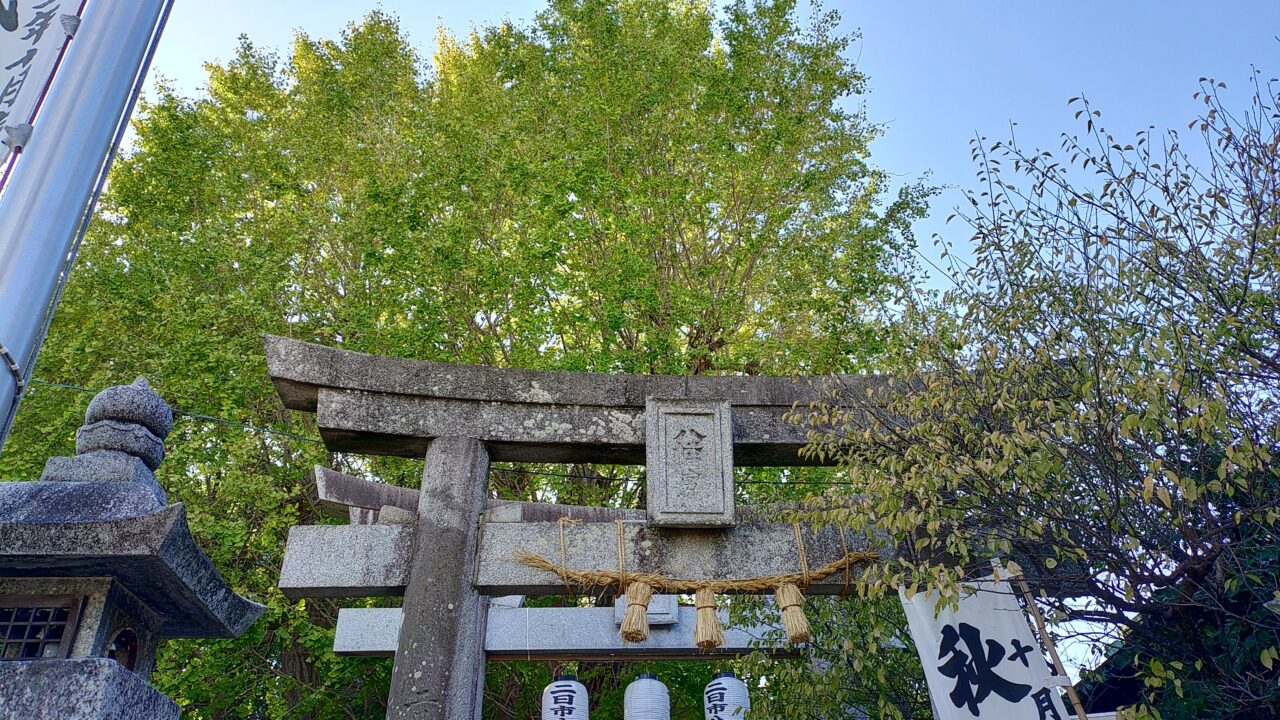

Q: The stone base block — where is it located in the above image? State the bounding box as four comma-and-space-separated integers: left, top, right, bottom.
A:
0, 480, 164, 522
0, 658, 178, 720
42, 450, 168, 505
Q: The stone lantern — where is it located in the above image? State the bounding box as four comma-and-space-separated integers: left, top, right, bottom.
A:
0, 378, 264, 719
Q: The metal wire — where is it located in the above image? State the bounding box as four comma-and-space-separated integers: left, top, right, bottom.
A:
28, 379, 323, 444
30, 379, 858, 487
494, 466, 856, 487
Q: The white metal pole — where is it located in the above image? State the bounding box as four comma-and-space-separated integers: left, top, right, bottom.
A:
0, 0, 167, 450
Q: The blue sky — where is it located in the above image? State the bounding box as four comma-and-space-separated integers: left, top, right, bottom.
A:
148, 1, 1280, 285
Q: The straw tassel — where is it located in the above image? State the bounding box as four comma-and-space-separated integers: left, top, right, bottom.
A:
775, 583, 811, 644
619, 581, 654, 642
693, 587, 724, 650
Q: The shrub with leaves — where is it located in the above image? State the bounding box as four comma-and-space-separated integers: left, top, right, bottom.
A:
807, 72, 1280, 718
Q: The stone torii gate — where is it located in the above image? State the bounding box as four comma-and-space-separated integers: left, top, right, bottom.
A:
266, 336, 887, 720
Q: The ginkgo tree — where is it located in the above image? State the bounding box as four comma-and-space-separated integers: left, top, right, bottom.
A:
0, 1, 931, 717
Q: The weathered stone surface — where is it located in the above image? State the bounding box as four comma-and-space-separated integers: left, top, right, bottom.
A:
612, 594, 679, 625
315, 387, 818, 464
0, 501, 265, 637
0, 577, 163, 678
388, 437, 490, 720
333, 607, 403, 657
267, 335, 850, 410
315, 465, 418, 519
264, 335, 888, 464
312, 475, 649, 525
83, 377, 174, 439
482, 502, 524, 524
646, 398, 735, 527
487, 605, 792, 661
277, 513, 883, 598
332, 606, 794, 661
0, 375, 261, 720
0, 658, 179, 720
75, 420, 165, 470
40, 451, 167, 504
35, 377, 173, 504
485, 500, 646, 524
476, 520, 881, 596
0, 578, 113, 658
315, 388, 650, 461
278, 524, 413, 598
95, 581, 163, 678
0, 480, 163, 521
377, 505, 417, 525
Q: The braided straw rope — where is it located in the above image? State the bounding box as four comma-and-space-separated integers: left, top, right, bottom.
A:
525, 522, 879, 646
556, 517, 583, 598
617, 519, 654, 643
791, 523, 811, 587
777, 522, 814, 642
838, 527, 852, 597
513, 548, 879, 595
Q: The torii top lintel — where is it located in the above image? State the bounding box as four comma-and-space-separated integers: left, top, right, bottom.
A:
265, 335, 883, 465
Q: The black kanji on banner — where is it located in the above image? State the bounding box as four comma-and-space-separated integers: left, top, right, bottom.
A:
937, 621, 1033, 715
0, 0, 62, 125
1, 1, 18, 33
1031, 687, 1064, 720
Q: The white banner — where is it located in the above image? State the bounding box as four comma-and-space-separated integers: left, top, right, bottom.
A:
901, 578, 1073, 720
1, 0, 81, 164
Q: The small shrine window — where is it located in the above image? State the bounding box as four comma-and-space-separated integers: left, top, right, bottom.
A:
0, 595, 83, 660
106, 628, 139, 670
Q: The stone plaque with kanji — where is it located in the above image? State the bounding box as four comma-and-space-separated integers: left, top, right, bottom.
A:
645, 398, 734, 527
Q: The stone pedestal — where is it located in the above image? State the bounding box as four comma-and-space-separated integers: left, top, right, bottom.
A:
0, 659, 179, 720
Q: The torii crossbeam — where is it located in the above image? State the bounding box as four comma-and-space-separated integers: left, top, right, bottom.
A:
266, 336, 889, 720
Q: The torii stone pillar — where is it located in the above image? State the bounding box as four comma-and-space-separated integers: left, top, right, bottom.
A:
387, 438, 489, 720
266, 335, 893, 720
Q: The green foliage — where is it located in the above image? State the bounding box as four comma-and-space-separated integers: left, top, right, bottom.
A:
413, 0, 928, 376
0, 1, 929, 717
808, 72, 1280, 718
735, 591, 931, 719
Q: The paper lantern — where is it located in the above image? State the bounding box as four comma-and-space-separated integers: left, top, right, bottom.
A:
704, 671, 750, 720
542, 674, 589, 720
624, 673, 670, 720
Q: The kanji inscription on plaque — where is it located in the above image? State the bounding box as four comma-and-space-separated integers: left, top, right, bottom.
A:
645, 398, 734, 527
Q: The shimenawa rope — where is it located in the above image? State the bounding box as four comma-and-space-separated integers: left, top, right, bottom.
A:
556, 517, 582, 598
617, 519, 654, 643
517, 520, 878, 646
513, 549, 877, 595
838, 527, 851, 598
